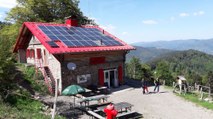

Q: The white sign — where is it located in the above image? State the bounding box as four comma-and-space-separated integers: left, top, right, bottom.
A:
77, 74, 91, 84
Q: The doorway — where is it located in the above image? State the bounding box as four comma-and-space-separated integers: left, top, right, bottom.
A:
104, 69, 118, 88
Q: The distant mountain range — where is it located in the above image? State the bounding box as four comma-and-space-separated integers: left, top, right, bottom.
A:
132, 38, 213, 55
147, 49, 213, 77
126, 46, 174, 63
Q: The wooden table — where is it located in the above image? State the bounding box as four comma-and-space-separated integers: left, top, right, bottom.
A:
97, 102, 133, 113
78, 94, 109, 106
97, 86, 108, 94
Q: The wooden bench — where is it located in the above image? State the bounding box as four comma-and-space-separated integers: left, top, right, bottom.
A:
116, 111, 136, 118
87, 110, 105, 119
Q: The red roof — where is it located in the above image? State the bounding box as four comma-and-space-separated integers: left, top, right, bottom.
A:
13, 22, 135, 54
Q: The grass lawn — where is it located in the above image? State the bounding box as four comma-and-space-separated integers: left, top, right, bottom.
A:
164, 86, 213, 110
178, 93, 213, 110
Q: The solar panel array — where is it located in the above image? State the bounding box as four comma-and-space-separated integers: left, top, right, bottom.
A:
46, 41, 59, 48
38, 25, 123, 47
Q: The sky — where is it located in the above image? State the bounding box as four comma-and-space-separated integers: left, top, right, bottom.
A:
1, 0, 213, 43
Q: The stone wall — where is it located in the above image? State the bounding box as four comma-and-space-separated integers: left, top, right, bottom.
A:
61, 51, 126, 89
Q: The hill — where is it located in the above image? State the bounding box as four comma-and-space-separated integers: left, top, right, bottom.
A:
126, 46, 174, 63
132, 39, 213, 55
148, 49, 213, 78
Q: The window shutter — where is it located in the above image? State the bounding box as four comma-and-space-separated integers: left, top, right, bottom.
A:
26, 49, 30, 58
98, 69, 104, 86
37, 49, 42, 59
118, 65, 123, 85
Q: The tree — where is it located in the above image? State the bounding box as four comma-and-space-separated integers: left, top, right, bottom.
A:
155, 61, 173, 85
0, 35, 16, 100
207, 71, 213, 93
141, 64, 152, 80
126, 57, 142, 80
6, 0, 93, 25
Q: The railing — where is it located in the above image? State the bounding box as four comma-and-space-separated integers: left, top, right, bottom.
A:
195, 84, 212, 100
43, 67, 56, 94
34, 58, 55, 94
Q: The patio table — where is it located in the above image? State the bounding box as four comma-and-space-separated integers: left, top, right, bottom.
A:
78, 94, 109, 106
97, 102, 133, 113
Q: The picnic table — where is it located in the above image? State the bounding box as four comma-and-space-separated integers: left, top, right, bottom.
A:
97, 102, 133, 113
78, 94, 109, 106
97, 86, 108, 94
96, 102, 138, 119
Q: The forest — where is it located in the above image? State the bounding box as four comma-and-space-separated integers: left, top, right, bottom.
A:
126, 49, 213, 91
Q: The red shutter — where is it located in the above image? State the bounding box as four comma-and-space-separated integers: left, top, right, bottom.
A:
98, 69, 104, 86
26, 49, 30, 58
37, 49, 41, 59
118, 65, 123, 85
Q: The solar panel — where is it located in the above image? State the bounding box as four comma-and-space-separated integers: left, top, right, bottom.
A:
46, 41, 59, 48
38, 25, 123, 47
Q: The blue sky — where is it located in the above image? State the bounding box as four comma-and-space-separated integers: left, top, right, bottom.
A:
1, 0, 213, 43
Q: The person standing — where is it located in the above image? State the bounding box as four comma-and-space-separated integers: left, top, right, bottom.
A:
104, 104, 118, 119
154, 78, 160, 92
141, 79, 149, 94
177, 77, 182, 94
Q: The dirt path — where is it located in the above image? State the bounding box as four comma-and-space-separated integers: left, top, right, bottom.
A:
108, 86, 213, 119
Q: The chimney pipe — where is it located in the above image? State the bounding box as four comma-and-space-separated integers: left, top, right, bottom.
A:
65, 16, 78, 27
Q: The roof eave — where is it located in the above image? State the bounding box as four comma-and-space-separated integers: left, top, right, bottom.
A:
13, 23, 26, 53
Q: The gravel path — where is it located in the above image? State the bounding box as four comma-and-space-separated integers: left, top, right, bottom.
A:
108, 86, 213, 119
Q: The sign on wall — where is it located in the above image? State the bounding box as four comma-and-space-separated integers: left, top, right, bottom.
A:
77, 74, 91, 84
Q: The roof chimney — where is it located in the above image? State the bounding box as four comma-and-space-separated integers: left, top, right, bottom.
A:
65, 16, 78, 27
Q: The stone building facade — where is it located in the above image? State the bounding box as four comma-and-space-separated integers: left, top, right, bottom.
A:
13, 17, 134, 94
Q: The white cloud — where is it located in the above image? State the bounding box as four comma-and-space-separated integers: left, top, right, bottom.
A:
122, 32, 128, 35
142, 20, 158, 25
179, 13, 189, 17
193, 11, 205, 16
170, 16, 175, 21
0, 0, 17, 8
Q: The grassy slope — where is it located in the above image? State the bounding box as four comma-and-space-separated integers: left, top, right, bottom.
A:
0, 64, 63, 119
0, 97, 50, 119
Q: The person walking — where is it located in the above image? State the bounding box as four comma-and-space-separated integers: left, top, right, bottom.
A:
154, 78, 160, 92
141, 79, 149, 94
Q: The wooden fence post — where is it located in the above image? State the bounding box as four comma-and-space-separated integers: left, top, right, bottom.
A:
51, 79, 59, 119
200, 87, 203, 100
